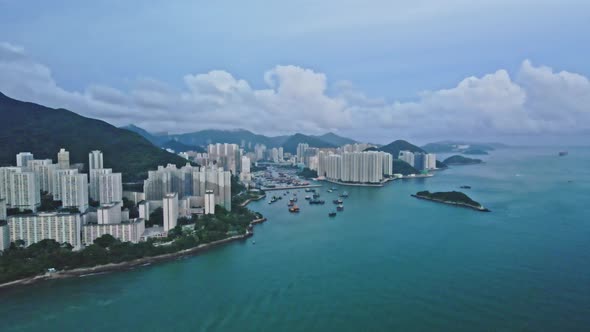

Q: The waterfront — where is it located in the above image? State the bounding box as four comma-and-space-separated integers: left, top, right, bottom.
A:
1, 147, 590, 331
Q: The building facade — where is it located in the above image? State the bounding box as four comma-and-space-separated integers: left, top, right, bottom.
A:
8, 212, 82, 249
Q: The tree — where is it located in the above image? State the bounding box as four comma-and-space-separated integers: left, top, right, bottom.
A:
94, 234, 119, 248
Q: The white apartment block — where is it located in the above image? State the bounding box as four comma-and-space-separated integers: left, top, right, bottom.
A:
0, 222, 10, 250
57, 148, 70, 169
61, 173, 89, 213
10, 171, 40, 211
204, 190, 215, 215
8, 212, 82, 249
163, 193, 178, 232
83, 218, 145, 245
98, 172, 122, 204
89, 168, 112, 201
29, 159, 55, 193
52, 168, 78, 201
88, 150, 104, 172
16, 152, 34, 168
97, 202, 122, 225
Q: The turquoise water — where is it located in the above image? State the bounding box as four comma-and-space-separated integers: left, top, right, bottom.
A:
1, 147, 590, 331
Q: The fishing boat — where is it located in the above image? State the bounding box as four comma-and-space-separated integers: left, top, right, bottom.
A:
305, 195, 311, 200
309, 199, 325, 205
339, 191, 349, 198
288, 202, 294, 207
337, 204, 344, 211
289, 205, 300, 213
328, 211, 337, 217
333, 199, 343, 204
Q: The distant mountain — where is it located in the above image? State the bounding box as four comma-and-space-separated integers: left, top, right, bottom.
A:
121, 124, 166, 146
168, 129, 278, 148
281, 133, 337, 154
375, 139, 425, 157
311, 132, 357, 147
0, 92, 189, 182
160, 140, 205, 153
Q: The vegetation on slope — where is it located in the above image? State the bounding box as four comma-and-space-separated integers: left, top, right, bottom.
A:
0, 92, 189, 182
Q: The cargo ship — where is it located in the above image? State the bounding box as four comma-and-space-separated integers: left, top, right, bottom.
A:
559, 151, 568, 156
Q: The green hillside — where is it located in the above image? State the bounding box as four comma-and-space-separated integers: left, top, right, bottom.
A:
0, 92, 189, 182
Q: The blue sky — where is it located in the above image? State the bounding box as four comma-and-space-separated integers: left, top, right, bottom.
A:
1, 0, 589, 144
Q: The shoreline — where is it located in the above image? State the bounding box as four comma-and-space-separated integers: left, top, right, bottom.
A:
0, 217, 268, 291
411, 194, 491, 212
239, 194, 266, 207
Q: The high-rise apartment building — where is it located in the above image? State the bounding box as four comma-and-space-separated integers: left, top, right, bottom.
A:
61, 173, 89, 212
16, 152, 34, 168
163, 193, 178, 232
57, 148, 70, 169
8, 212, 82, 249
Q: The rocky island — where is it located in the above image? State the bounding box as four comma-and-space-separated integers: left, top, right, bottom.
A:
411, 191, 490, 212
443, 155, 483, 165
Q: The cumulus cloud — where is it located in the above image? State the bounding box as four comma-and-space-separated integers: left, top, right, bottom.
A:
0, 41, 588, 142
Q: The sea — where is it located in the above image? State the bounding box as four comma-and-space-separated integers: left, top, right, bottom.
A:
1, 147, 589, 332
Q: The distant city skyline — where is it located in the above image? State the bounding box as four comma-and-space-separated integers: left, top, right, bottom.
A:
1, 1, 589, 145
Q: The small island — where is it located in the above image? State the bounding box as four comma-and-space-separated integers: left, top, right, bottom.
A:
411, 191, 490, 212
463, 149, 489, 155
443, 155, 483, 165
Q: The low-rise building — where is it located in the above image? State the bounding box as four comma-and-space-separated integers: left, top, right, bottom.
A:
83, 218, 145, 245
8, 212, 82, 249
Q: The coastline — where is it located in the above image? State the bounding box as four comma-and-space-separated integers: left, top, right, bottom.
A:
411, 194, 491, 212
0, 217, 267, 291
239, 194, 266, 207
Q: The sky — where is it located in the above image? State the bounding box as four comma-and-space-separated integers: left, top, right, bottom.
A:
0, 0, 589, 144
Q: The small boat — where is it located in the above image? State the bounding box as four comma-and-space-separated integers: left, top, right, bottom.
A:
559, 151, 568, 156
459, 185, 471, 189
305, 195, 311, 200
309, 199, 325, 205
288, 202, 294, 207
329, 211, 337, 217
289, 205, 300, 213
339, 191, 349, 198
331, 187, 337, 190
333, 199, 343, 204
252, 241, 256, 245
337, 204, 344, 211
313, 193, 320, 199
327, 189, 333, 193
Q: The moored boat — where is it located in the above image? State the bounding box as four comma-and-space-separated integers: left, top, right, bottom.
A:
337, 204, 344, 211
328, 211, 337, 217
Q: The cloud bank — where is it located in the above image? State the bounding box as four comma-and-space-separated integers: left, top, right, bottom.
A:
0, 42, 588, 142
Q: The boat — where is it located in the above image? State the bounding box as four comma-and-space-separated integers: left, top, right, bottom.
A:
288, 202, 294, 207
339, 191, 349, 198
328, 211, 337, 217
459, 185, 472, 189
333, 199, 343, 204
327, 189, 333, 193
305, 188, 312, 192
289, 205, 300, 213
309, 199, 325, 205
313, 193, 320, 199
337, 204, 344, 211
331, 187, 337, 190
305, 195, 311, 200
559, 151, 568, 156
252, 240, 256, 244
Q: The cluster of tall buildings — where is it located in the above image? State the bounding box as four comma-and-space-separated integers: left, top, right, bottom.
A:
316, 151, 394, 184
398, 151, 437, 171
143, 163, 231, 211
0, 149, 133, 251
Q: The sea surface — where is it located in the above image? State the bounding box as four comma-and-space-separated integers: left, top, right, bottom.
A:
1, 147, 589, 332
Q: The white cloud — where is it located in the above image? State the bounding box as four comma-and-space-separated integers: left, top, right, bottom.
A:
0, 41, 588, 142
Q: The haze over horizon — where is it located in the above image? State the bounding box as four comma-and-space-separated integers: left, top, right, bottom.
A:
1, 0, 589, 145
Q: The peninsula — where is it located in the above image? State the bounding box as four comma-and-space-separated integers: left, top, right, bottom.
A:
411, 191, 490, 212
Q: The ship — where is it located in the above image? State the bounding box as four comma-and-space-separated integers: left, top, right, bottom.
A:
337, 204, 344, 211
559, 151, 568, 156
328, 211, 337, 217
